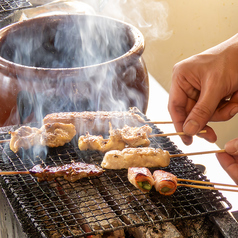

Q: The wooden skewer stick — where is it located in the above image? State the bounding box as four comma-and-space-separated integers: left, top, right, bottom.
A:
0, 139, 10, 143
177, 178, 238, 188
177, 183, 238, 192
145, 121, 173, 124
170, 149, 226, 158
149, 130, 207, 138
0, 171, 30, 175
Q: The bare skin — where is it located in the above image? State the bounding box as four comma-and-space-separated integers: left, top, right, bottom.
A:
216, 138, 238, 184
168, 33, 238, 184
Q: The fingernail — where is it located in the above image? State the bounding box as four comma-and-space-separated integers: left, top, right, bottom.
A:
230, 106, 238, 117
183, 120, 200, 136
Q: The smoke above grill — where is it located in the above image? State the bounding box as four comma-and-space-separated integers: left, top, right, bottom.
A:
0, 14, 149, 126
0, 15, 132, 68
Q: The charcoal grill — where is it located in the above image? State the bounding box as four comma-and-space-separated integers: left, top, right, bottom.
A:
0, 108, 237, 237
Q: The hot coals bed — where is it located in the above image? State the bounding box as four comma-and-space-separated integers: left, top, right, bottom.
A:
0, 110, 236, 237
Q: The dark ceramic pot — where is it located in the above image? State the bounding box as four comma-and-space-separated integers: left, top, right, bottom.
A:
0, 14, 149, 126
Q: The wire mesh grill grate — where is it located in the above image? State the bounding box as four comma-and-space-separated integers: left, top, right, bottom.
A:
0, 0, 32, 12
0, 111, 232, 237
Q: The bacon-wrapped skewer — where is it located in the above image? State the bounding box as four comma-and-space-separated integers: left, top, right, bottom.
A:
128, 167, 154, 192
101, 147, 170, 169
9, 123, 76, 153
78, 124, 152, 152
153, 170, 177, 196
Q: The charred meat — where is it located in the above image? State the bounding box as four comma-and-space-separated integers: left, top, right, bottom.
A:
29, 161, 104, 182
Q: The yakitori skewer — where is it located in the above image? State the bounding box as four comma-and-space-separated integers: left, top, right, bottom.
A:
101, 147, 226, 170
0, 129, 206, 144
0, 123, 77, 153
0, 161, 104, 182
152, 169, 238, 195
129, 168, 238, 194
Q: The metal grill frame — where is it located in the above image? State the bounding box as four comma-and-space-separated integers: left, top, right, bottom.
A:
0, 111, 233, 237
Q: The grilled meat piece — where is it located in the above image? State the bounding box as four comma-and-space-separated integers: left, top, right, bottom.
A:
119, 124, 152, 147
9, 123, 76, 153
78, 131, 126, 153
101, 147, 170, 169
9, 126, 41, 153
43, 110, 146, 135
29, 162, 104, 182
128, 167, 155, 192
78, 124, 152, 153
40, 122, 76, 147
153, 170, 177, 196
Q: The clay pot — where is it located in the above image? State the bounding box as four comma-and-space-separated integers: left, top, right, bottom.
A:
0, 14, 149, 126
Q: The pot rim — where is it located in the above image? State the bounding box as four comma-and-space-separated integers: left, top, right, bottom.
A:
0, 13, 145, 75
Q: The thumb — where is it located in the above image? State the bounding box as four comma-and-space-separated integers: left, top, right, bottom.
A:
225, 138, 238, 155
183, 88, 222, 135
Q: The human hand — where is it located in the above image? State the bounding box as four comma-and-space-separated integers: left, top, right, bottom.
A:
168, 34, 238, 145
216, 138, 238, 185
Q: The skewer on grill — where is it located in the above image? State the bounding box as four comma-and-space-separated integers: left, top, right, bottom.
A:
0, 130, 207, 144
78, 123, 207, 152
101, 147, 226, 169
154, 170, 238, 194
42, 109, 175, 135
129, 168, 238, 195
0, 162, 104, 182
0, 123, 77, 153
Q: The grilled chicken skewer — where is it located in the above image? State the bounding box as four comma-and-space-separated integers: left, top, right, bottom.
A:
9, 123, 76, 153
0, 162, 104, 182
0, 122, 205, 154
101, 148, 226, 170
78, 123, 206, 152
101, 147, 171, 169
43, 110, 147, 135
78, 124, 152, 152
